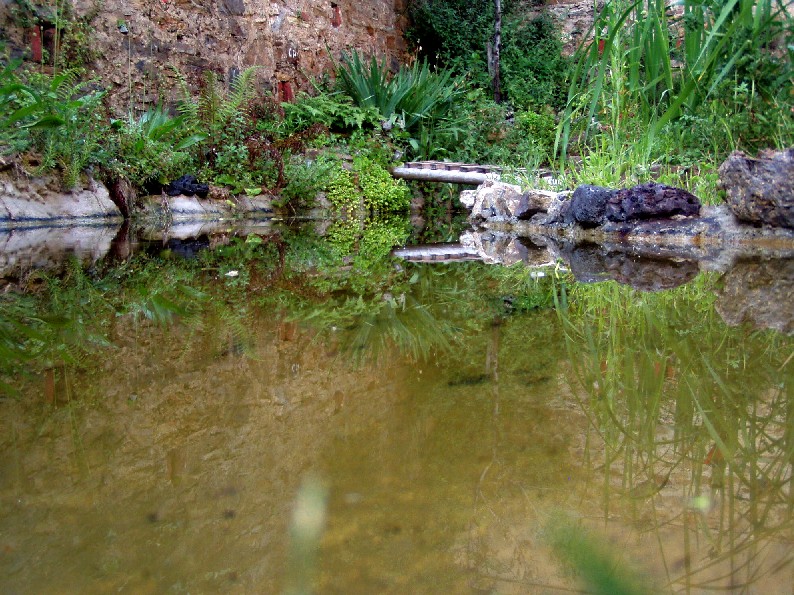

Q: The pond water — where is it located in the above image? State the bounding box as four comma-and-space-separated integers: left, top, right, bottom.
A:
0, 222, 792, 594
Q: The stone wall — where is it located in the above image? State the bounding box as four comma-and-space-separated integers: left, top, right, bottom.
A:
1, 0, 409, 114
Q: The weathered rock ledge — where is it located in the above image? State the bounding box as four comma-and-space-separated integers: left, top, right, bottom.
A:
0, 173, 122, 229
0, 171, 274, 229
136, 193, 274, 224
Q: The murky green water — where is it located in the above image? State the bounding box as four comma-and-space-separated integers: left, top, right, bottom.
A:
1, 233, 792, 594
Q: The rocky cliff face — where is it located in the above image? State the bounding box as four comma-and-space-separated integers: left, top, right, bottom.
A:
2, 0, 408, 114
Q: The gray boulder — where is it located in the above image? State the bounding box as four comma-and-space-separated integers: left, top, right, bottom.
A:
469, 181, 526, 220
517, 189, 561, 220
719, 148, 794, 229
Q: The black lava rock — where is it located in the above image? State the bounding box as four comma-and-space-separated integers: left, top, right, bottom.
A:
164, 175, 209, 199
561, 185, 616, 227
605, 182, 700, 222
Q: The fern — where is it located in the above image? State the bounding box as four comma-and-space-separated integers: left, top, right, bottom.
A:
174, 66, 260, 146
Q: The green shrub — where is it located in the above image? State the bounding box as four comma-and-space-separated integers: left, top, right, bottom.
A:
501, 13, 570, 110
279, 152, 338, 210
516, 110, 557, 156
406, 0, 494, 75
354, 156, 410, 212
108, 105, 200, 189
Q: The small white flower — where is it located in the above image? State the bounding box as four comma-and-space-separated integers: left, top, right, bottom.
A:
225, 270, 239, 277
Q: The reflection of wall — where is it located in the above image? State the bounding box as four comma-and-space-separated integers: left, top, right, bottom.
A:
0, 316, 411, 593
2, 0, 408, 114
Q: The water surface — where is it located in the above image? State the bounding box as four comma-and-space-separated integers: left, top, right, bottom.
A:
1, 232, 792, 594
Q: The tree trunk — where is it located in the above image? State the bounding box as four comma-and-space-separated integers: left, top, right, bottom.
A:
492, 0, 502, 103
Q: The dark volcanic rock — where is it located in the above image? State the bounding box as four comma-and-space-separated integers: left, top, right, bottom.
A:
164, 175, 210, 199
561, 185, 616, 227
718, 148, 794, 229
605, 182, 701, 222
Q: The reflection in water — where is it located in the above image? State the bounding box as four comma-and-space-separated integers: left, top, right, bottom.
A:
0, 234, 792, 593
717, 258, 794, 334
556, 279, 794, 593
553, 240, 700, 290
0, 224, 121, 277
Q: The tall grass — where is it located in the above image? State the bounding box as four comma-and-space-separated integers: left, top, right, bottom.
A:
556, 0, 793, 161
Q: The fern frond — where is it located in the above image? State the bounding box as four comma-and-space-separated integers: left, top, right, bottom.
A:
219, 66, 259, 125
171, 65, 199, 128
198, 70, 222, 131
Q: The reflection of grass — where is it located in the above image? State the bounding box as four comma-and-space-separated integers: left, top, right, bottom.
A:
548, 514, 648, 595
554, 274, 794, 591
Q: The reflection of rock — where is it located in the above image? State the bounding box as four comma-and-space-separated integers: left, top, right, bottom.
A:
459, 230, 552, 266
551, 240, 700, 291
0, 224, 120, 277
719, 148, 794, 229
716, 259, 794, 334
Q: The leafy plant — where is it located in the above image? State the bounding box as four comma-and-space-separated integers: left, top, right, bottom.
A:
108, 105, 203, 189
326, 166, 360, 212
0, 60, 66, 154
281, 91, 381, 135
278, 152, 338, 211
175, 66, 259, 159
406, 0, 494, 76
353, 156, 410, 212
23, 68, 107, 188
335, 50, 464, 135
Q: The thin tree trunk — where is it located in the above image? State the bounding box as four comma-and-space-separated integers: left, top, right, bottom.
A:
492, 0, 502, 103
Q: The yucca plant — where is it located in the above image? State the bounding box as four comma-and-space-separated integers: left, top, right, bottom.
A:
335, 50, 464, 153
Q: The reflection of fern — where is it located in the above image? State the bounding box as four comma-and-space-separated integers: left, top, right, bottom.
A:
173, 66, 259, 147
